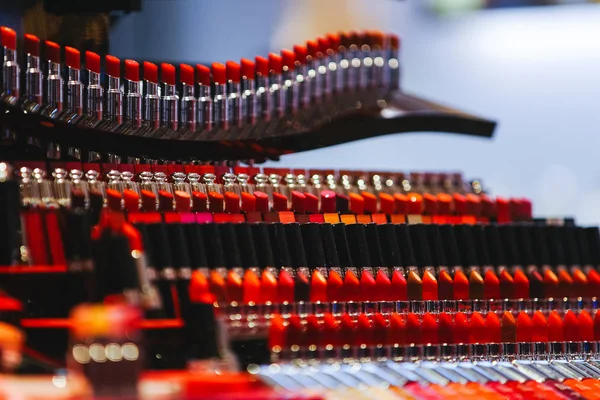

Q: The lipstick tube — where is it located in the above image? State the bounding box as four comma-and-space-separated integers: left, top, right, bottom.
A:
236, 173, 254, 194
64, 47, 83, 122
387, 34, 400, 90
160, 63, 178, 132
240, 59, 257, 125
52, 168, 71, 207
124, 60, 142, 130
23, 34, 43, 110
196, 64, 213, 131
369, 31, 385, 89
293, 46, 310, 109
85, 52, 103, 122
44, 41, 63, 117
326, 33, 343, 95
1, 27, 19, 101
212, 62, 229, 129
179, 63, 197, 133
358, 34, 372, 90
306, 40, 323, 103
225, 61, 242, 127
281, 50, 298, 115
318, 37, 333, 98
143, 61, 160, 133
268, 53, 285, 118
255, 56, 271, 121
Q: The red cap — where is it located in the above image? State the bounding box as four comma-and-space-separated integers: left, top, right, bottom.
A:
105, 55, 120, 77
281, 49, 295, 71
241, 58, 255, 79
161, 62, 176, 85
318, 36, 331, 53
143, 61, 158, 83
255, 56, 269, 76
211, 62, 226, 85
45, 40, 60, 63
24, 34, 40, 57
124, 59, 139, 82
307, 40, 320, 58
389, 34, 400, 50
370, 30, 385, 48
0, 27, 16, 50
226, 61, 240, 83
268, 53, 282, 73
327, 33, 341, 51
85, 51, 101, 74
340, 31, 352, 48
293, 45, 307, 64
65, 46, 80, 69
180, 63, 194, 85
195, 64, 210, 85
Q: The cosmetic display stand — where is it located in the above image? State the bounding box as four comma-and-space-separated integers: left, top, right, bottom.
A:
0, 90, 496, 162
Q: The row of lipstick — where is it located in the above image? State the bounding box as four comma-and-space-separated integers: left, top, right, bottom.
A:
15, 165, 532, 223
177, 222, 600, 307
1, 26, 400, 140
257, 359, 600, 400
266, 309, 599, 356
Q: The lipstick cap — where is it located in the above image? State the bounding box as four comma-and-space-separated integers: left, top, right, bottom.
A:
332, 223, 353, 268
145, 223, 173, 268
396, 224, 416, 267
234, 223, 258, 269
183, 223, 208, 268
321, 223, 340, 268
284, 223, 307, 269
408, 224, 432, 268
251, 223, 275, 269
186, 302, 220, 360
364, 223, 383, 268
426, 224, 446, 268
268, 223, 292, 269
300, 223, 326, 268
199, 223, 226, 268
438, 224, 460, 267
530, 225, 551, 266
471, 224, 491, 266
134, 223, 154, 268
586, 227, 600, 265
345, 223, 371, 269
577, 227, 593, 265
0, 180, 22, 265
498, 225, 521, 266
545, 226, 566, 266
377, 223, 402, 267
63, 209, 92, 263
336, 194, 349, 214
217, 223, 242, 268
484, 224, 506, 267
165, 223, 191, 269
561, 226, 581, 265
454, 225, 478, 268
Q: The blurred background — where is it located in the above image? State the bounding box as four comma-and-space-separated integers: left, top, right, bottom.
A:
4, 0, 600, 223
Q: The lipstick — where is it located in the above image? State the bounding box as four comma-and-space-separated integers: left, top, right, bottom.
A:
281, 49, 298, 115
62, 46, 84, 127
499, 225, 531, 299
409, 224, 437, 300
284, 223, 310, 302
255, 56, 271, 121
123, 60, 142, 131
1, 27, 19, 102
240, 58, 257, 125
268, 53, 284, 119
226, 61, 242, 127
211, 62, 229, 129
300, 223, 328, 303
143, 62, 160, 133
160, 62, 178, 133
177, 63, 196, 134
104, 55, 123, 125
23, 34, 43, 112
395, 224, 419, 300
429, 225, 453, 300
194, 64, 213, 132
293, 45, 310, 109
318, 36, 334, 98
387, 34, 400, 90
83, 50, 103, 132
